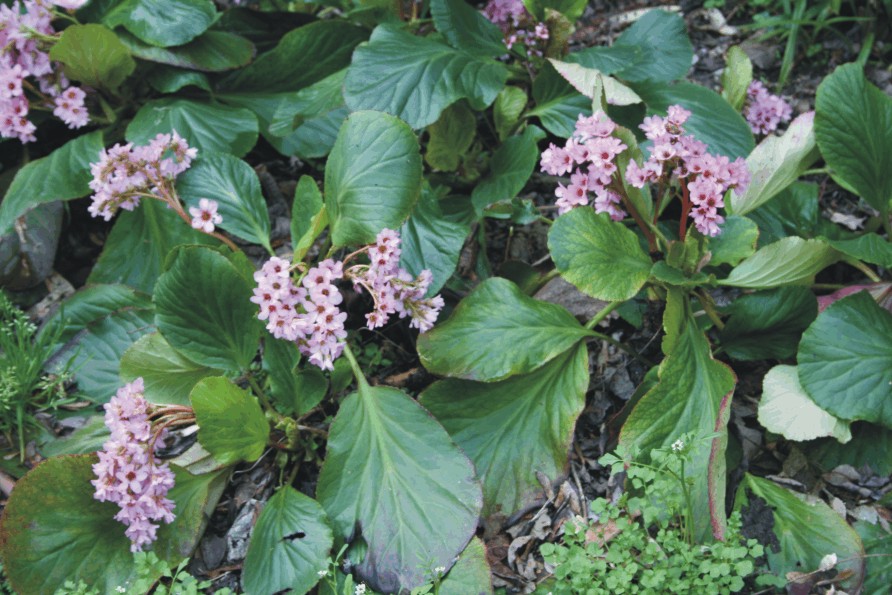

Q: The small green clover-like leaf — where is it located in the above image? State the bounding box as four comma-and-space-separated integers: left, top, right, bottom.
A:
190, 377, 269, 465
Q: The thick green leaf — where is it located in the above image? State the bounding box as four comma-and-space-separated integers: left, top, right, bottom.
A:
0, 131, 104, 236
146, 67, 211, 93
719, 237, 840, 288
417, 277, 591, 381
190, 377, 269, 465
316, 385, 482, 593
620, 322, 736, 541
706, 216, 759, 266
527, 62, 590, 137
440, 537, 493, 595
269, 70, 346, 138
291, 174, 325, 254
634, 82, 754, 160
39, 416, 109, 458
735, 474, 864, 589
104, 0, 216, 47
828, 234, 892, 268
815, 63, 892, 215
153, 466, 229, 564
421, 344, 588, 519
68, 307, 156, 402
120, 332, 220, 406
811, 422, 892, 476
431, 0, 505, 57
243, 487, 333, 595
49, 24, 135, 90
548, 208, 653, 301
289, 108, 349, 160
118, 30, 254, 72
176, 152, 271, 250
730, 112, 819, 215
610, 10, 692, 83
426, 102, 476, 172
721, 46, 752, 111
88, 198, 217, 292
40, 284, 152, 352
747, 181, 820, 244
471, 125, 545, 213
399, 187, 470, 296
0, 455, 137, 594
719, 286, 817, 361
524, 0, 586, 20
494, 86, 527, 141
324, 110, 422, 246
855, 521, 892, 595
126, 98, 258, 158
758, 365, 851, 442
548, 60, 643, 106
218, 21, 367, 94
262, 338, 328, 416
154, 246, 259, 372
344, 24, 508, 129
798, 291, 892, 428
567, 44, 641, 76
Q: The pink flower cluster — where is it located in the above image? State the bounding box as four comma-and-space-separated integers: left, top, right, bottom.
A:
253, 257, 348, 371
349, 229, 445, 332
744, 81, 792, 135
483, 0, 549, 59
540, 111, 629, 219
88, 131, 197, 221
1, 0, 90, 142
252, 230, 444, 370
92, 378, 176, 553
628, 105, 749, 236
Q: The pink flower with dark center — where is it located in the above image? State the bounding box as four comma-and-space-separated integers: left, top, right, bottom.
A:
189, 198, 222, 233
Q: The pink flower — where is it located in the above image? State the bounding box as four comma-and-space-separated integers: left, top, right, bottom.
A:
189, 198, 222, 233
744, 81, 792, 135
52, 86, 89, 129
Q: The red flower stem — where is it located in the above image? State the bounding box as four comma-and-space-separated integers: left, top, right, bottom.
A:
678, 182, 691, 241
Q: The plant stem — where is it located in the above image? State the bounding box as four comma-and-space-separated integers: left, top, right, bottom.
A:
585, 301, 621, 330
678, 183, 691, 241
247, 374, 275, 412
342, 343, 370, 391
845, 258, 881, 283
696, 291, 725, 330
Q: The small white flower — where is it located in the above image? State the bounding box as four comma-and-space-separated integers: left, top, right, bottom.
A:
434, 566, 446, 575
819, 553, 838, 572
355, 584, 367, 595
115, 587, 126, 594
317, 569, 329, 578
671, 439, 685, 452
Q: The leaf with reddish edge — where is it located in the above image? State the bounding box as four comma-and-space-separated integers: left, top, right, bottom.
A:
816, 283, 892, 313
619, 319, 736, 542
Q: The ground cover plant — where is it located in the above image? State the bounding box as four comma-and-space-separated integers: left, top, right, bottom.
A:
0, 0, 890, 593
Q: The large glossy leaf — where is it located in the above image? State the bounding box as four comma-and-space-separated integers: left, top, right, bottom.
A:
855, 521, 892, 595
69, 307, 156, 402
549, 60, 642, 106
316, 385, 482, 593
176, 152, 272, 250
0, 455, 137, 594
747, 181, 820, 245
527, 62, 590, 137
431, 0, 506, 57
721, 46, 752, 111
798, 291, 892, 428
494, 86, 527, 141
634, 82, 754, 160
706, 215, 759, 267
324, 111, 422, 246
815, 63, 892, 215
88, 198, 217, 292
126, 98, 258, 158
548, 208, 653, 301
399, 187, 470, 296
269, 70, 347, 138
103, 0, 216, 47
440, 537, 493, 595
421, 344, 588, 519
735, 474, 864, 590
607, 9, 692, 83
719, 237, 840, 289
829, 234, 892, 269
0, 131, 104, 235
146, 67, 211, 93
426, 102, 477, 172
758, 365, 851, 442
49, 24, 135, 90
719, 286, 817, 361
811, 422, 892, 476
417, 278, 591, 381
290, 176, 327, 263
154, 246, 259, 372
471, 126, 545, 213
619, 322, 736, 541
262, 338, 328, 416
730, 112, 819, 215
344, 24, 508, 129
218, 21, 366, 94
242, 487, 333, 595
118, 30, 254, 72
120, 332, 220, 406
190, 377, 269, 465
